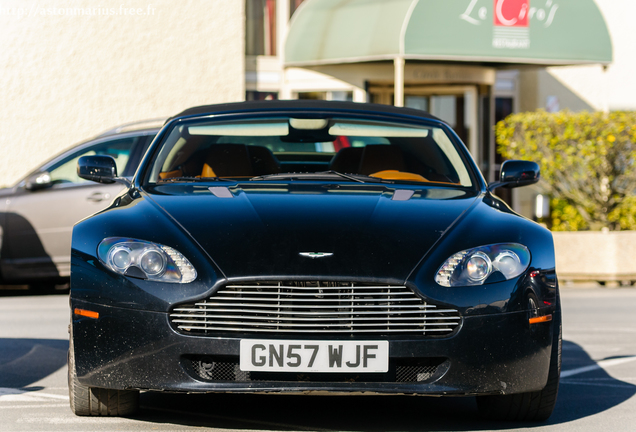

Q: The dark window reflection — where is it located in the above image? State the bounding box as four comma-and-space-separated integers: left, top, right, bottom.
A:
246, 91, 278, 101
246, 0, 277, 56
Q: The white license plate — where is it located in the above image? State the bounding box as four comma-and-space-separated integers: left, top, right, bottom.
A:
239, 339, 389, 373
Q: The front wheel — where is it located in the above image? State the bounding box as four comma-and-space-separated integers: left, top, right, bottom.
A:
476, 312, 562, 422
68, 333, 139, 416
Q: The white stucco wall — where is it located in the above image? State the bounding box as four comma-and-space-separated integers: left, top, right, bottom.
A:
0, 0, 245, 187
543, 0, 636, 112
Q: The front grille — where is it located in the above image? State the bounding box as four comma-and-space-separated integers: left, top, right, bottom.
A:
170, 281, 461, 336
187, 356, 443, 383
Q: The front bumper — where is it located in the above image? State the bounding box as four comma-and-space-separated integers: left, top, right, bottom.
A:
71, 299, 555, 396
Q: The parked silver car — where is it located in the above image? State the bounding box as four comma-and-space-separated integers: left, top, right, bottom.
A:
0, 119, 162, 289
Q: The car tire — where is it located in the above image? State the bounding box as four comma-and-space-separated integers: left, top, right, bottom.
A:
476, 309, 562, 422
68, 331, 139, 416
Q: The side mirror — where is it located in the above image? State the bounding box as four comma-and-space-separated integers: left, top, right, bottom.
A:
25, 171, 52, 191
77, 155, 117, 184
489, 160, 540, 191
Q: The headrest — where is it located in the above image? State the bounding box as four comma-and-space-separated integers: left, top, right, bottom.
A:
358, 145, 407, 175
329, 147, 364, 173
247, 145, 280, 175
202, 144, 253, 177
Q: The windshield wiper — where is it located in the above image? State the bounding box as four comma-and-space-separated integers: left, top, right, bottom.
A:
319, 170, 367, 183
158, 176, 231, 183
250, 171, 390, 183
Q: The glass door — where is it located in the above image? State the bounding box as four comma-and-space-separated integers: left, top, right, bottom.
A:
369, 85, 479, 161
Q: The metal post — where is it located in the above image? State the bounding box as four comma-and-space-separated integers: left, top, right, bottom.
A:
394, 57, 405, 107
278, 0, 291, 100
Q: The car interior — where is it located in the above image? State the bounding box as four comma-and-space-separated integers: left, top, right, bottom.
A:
153, 119, 469, 186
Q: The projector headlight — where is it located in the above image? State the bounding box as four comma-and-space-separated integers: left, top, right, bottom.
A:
98, 237, 197, 283
435, 243, 530, 287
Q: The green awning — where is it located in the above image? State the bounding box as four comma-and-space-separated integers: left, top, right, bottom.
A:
285, 0, 612, 66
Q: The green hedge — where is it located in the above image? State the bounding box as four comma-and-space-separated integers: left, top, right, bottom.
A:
496, 110, 636, 231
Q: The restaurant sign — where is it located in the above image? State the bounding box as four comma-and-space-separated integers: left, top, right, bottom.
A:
403, 0, 613, 64
460, 0, 562, 50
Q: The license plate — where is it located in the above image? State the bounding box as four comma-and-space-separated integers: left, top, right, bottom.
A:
239, 339, 389, 373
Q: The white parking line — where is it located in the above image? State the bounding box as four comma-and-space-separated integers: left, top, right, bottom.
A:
0, 387, 69, 402
565, 327, 636, 333
560, 381, 635, 389
17, 417, 133, 424
563, 377, 636, 381
0, 404, 68, 409
561, 356, 636, 378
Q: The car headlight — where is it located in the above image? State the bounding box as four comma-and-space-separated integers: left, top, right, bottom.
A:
435, 243, 530, 287
98, 237, 197, 283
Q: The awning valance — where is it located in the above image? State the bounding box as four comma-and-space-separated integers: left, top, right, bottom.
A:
285, 0, 613, 67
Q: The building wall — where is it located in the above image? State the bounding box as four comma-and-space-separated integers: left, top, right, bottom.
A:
527, 0, 636, 112
0, 0, 245, 187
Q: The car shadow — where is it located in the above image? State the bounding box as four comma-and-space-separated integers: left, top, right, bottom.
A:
0, 212, 61, 290
0, 338, 69, 388
2, 338, 632, 430
131, 339, 636, 431
0, 285, 69, 296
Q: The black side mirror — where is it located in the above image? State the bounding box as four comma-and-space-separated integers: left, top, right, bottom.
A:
25, 171, 52, 191
489, 160, 540, 191
77, 155, 117, 184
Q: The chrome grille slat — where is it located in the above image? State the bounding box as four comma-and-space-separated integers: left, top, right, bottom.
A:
224, 285, 414, 290
171, 308, 452, 316
204, 289, 425, 297
211, 293, 421, 299
170, 314, 460, 322
206, 296, 423, 303
172, 320, 458, 327
170, 282, 461, 336
186, 302, 435, 310
176, 326, 455, 333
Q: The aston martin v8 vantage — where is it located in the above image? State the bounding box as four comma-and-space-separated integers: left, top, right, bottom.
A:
69, 101, 560, 421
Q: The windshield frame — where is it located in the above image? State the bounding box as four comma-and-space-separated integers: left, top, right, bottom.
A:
135, 110, 486, 192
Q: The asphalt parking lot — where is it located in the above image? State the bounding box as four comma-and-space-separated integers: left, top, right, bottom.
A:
0, 284, 634, 432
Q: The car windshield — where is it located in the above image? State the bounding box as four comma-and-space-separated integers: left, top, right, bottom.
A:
147, 117, 474, 187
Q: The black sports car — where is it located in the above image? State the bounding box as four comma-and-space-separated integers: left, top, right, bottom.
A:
69, 101, 560, 421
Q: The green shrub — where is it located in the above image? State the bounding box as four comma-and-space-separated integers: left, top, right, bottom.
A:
496, 110, 636, 231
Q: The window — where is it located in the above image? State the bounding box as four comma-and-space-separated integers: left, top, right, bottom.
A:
495, 97, 514, 165
246, 0, 277, 56
149, 117, 474, 187
246, 91, 278, 101
297, 92, 326, 100
289, 0, 305, 18
48, 137, 140, 186
405, 96, 429, 112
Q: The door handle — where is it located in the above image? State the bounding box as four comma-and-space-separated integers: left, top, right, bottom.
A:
86, 192, 110, 202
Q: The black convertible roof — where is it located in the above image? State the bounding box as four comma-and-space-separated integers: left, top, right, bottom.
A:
168, 100, 441, 123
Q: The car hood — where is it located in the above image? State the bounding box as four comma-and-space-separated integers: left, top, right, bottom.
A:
144, 183, 481, 281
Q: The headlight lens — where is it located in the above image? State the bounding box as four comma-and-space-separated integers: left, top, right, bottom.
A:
435, 243, 530, 287
139, 250, 166, 276
466, 252, 492, 282
98, 237, 197, 283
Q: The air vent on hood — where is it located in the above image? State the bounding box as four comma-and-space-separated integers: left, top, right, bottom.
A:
209, 187, 233, 198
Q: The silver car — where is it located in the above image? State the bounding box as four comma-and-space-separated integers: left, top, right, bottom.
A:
0, 119, 162, 289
